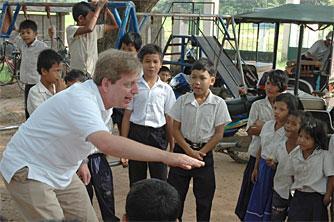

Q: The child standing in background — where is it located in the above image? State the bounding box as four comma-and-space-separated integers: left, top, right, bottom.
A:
235, 70, 289, 220
287, 117, 334, 221
121, 44, 176, 186
245, 93, 298, 221
158, 66, 172, 83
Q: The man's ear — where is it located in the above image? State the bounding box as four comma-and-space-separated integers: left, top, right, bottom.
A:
100, 78, 109, 92
210, 76, 216, 86
41, 68, 47, 76
122, 214, 128, 222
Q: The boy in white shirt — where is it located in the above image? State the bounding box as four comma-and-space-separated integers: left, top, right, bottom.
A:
66, 0, 117, 76
122, 44, 176, 186
27, 49, 65, 115
167, 58, 231, 221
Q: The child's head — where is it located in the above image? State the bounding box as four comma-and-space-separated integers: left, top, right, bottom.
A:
37, 49, 63, 85
137, 44, 163, 78
273, 93, 298, 123
125, 179, 180, 222
64, 69, 88, 87
72, 1, 95, 24
298, 115, 327, 151
265, 69, 288, 99
120, 32, 142, 54
285, 110, 304, 139
158, 66, 172, 83
190, 58, 216, 96
19, 19, 37, 45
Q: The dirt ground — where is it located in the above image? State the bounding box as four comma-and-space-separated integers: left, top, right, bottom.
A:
0, 84, 245, 221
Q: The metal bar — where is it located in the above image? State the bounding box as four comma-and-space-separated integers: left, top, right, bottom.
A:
294, 24, 304, 96
232, 16, 245, 87
272, 22, 280, 69
0, 125, 19, 132
256, 23, 260, 62
137, 12, 231, 19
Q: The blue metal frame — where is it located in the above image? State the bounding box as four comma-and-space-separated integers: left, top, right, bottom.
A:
0, 2, 20, 39
0, 1, 140, 47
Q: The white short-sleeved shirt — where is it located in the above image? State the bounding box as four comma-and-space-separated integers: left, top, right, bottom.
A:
27, 81, 55, 115
328, 134, 334, 154
286, 147, 334, 194
127, 76, 176, 128
168, 91, 232, 143
260, 120, 285, 159
0, 80, 112, 189
246, 97, 274, 157
66, 24, 104, 75
16, 38, 48, 84
306, 40, 330, 63
272, 139, 297, 199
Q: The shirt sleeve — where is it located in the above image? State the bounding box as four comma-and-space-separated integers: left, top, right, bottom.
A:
246, 101, 259, 131
328, 135, 334, 154
95, 24, 105, 39
307, 40, 321, 56
27, 86, 45, 115
164, 85, 176, 114
215, 99, 232, 126
167, 95, 183, 122
66, 25, 79, 44
324, 151, 334, 176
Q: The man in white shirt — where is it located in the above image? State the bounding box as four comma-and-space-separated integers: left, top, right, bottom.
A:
0, 49, 204, 222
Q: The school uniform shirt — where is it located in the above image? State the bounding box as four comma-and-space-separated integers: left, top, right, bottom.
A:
260, 120, 285, 160
328, 134, 334, 154
246, 97, 274, 157
127, 76, 176, 128
272, 138, 297, 199
168, 91, 231, 143
286, 147, 334, 194
27, 81, 55, 115
0, 80, 112, 189
66, 24, 104, 76
15, 38, 48, 84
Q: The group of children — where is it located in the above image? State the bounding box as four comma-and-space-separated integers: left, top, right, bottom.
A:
235, 69, 334, 221
7, 0, 334, 221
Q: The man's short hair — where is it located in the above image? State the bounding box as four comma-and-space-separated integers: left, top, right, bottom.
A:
191, 58, 216, 77
19, 19, 37, 32
137, 44, 163, 62
126, 179, 180, 221
93, 49, 142, 85
72, 1, 94, 22
120, 32, 142, 51
37, 49, 63, 75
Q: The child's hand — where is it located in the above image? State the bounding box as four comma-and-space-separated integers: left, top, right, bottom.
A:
323, 193, 331, 206
189, 150, 206, 161
251, 168, 258, 183
55, 78, 66, 93
120, 158, 128, 168
97, 0, 108, 8
266, 158, 277, 169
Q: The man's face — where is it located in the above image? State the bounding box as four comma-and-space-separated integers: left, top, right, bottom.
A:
104, 71, 139, 109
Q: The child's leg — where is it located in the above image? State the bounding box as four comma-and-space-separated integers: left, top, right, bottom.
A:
167, 166, 191, 220
88, 153, 119, 222
193, 152, 215, 222
235, 155, 256, 220
271, 190, 289, 222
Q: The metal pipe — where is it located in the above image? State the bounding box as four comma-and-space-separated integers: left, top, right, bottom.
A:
272, 22, 280, 69
0, 125, 19, 132
294, 24, 304, 96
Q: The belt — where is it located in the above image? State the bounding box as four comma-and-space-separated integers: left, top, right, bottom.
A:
185, 138, 206, 150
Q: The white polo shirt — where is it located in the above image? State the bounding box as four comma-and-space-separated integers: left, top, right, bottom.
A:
168, 91, 231, 143
16, 38, 48, 84
306, 40, 330, 63
260, 120, 285, 159
246, 97, 274, 157
66, 24, 104, 75
0, 80, 111, 188
27, 81, 55, 115
287, 147, 334, 194
272, 139, 296, 199
127, 76, 176, 128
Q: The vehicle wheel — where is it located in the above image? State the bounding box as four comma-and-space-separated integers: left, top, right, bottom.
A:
227, 150, 249, 164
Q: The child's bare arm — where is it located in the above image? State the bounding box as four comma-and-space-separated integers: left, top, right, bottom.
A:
165, 114, 174, 152
121, 109, 132, 138
173, 120, 205, 160
104, 7, 118, 32
200, 124, 225, 154
324, 176, 334, 206
74, 0, 107, 37
251, 148, 261, 183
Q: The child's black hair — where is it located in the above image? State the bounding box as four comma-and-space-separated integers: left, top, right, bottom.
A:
19, 19, 37, 32
267, 69, 289, 92
191, 58, 216, 77
137, 44, 163, 62
64, 69, 88, 84
299, 115, 328, 150
37, 49, 62, 75
159, 66, 171, 74
72, 1, 94, 22
120, 32, 142, 51
274, 93, 298, 114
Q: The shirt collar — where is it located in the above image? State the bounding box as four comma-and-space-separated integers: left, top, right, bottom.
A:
37, 81, 54, 95
138, 75, 164, 88
25, 38, 38, 47
184, 90, 215, 106
85, 80, 109, 112
296, 146, 322, 160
